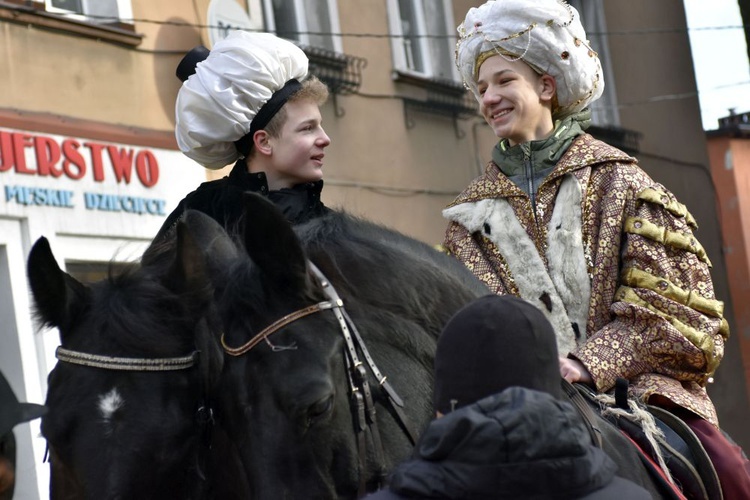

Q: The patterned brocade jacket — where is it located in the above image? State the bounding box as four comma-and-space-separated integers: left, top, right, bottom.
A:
442, 134, 728, 426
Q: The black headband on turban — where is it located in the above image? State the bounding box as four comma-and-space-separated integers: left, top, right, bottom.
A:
175, 44, 302, 158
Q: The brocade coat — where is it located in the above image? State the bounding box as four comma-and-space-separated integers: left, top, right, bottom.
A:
442, 134, 728, 426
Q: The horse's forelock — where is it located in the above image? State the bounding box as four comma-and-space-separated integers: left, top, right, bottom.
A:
87, 267, 197, 356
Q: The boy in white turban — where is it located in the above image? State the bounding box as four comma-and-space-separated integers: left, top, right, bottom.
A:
157, 31, 331, 237
442, 1, 750, 497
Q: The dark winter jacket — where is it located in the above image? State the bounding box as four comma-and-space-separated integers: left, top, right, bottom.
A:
365, 387, 651, 500
156, 159, 328, 238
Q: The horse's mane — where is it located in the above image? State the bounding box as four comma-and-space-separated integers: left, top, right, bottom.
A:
292, 211, 485, 339
295, 210, 480, 279
210, 209, 486, 353
295, 210, 418, 252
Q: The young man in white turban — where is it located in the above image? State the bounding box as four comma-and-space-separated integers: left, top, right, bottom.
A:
157, 31, 331, 237
442, 1, 750, 497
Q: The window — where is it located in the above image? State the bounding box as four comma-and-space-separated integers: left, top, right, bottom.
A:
262, 0, 342, 53
387, 0, 458, 81
2, 0, 140, 46
45, 0, 132, 24
48, 0, 81, 13
568, 0, 620, 126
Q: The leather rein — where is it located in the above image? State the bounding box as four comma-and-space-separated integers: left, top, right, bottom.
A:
220, 262, 419, 496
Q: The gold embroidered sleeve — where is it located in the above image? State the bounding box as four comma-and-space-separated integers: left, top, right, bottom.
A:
574, 184, 728, 392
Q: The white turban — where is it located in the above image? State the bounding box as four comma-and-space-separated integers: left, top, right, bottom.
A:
175, 31, 309, 170
456, 0, 604, 118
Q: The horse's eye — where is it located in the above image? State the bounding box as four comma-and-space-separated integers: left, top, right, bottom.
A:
308, 395, 334, 423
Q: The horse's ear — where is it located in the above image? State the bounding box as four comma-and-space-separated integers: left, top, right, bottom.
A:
241, 192, 307, 291
162, 221, 213, 306
27, 237, 89, 336
181, 209, 239, 276
169, 213, 227, 386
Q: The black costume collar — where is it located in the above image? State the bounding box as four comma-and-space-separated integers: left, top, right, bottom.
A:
228, 159, 325, 225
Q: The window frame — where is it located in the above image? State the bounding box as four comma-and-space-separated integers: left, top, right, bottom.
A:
1, 1, 141, 46
386, 0, 459, 82
44, 0, 132, 24
261, 0, 343, 53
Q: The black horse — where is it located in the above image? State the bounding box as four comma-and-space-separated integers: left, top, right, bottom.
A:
26, 197, 693, 499
191, 193, 490, 499
26, 222, 249, 499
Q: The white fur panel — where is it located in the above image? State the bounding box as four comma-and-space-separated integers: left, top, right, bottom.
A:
443, 199, 496, 232
546, 174, 591, 346
444, 198, 578, 355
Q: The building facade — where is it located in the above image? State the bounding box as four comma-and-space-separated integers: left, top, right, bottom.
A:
1, 0, 746, 496
707, 111, 750, 405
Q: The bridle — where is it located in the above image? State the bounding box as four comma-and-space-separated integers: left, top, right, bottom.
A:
55, 347, 199, 371
53, 344, 213, 430
51, 329, 216, 483
220, 262, 419, 497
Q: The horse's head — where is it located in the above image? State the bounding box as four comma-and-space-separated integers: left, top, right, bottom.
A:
216, 194, 463, 499
212, 194, 358, 498
27, 216, 232, 499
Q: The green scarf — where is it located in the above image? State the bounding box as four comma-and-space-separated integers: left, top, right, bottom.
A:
491, 110, 591, 194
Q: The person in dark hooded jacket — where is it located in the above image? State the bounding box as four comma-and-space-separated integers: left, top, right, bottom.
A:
365, 295, 652, 499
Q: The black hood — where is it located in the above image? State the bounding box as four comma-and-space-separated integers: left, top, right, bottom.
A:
434, 295, 563, 414
390, 388, 619, 500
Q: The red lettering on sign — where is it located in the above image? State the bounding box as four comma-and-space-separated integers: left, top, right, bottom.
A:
0, 129, 161, 187
85, 142, 107, 182
62, 139, 86, 180
135, 150, 159, 187
0, 131, 14, 172
12, 133, 36, 175
108, 146, 134, 184
34, 136, 63, 177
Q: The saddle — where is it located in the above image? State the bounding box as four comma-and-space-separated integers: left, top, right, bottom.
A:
563, 380, 722, 500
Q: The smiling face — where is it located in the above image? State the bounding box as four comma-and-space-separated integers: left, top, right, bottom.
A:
477, 55, 556, 146
261, 98, 331, 190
